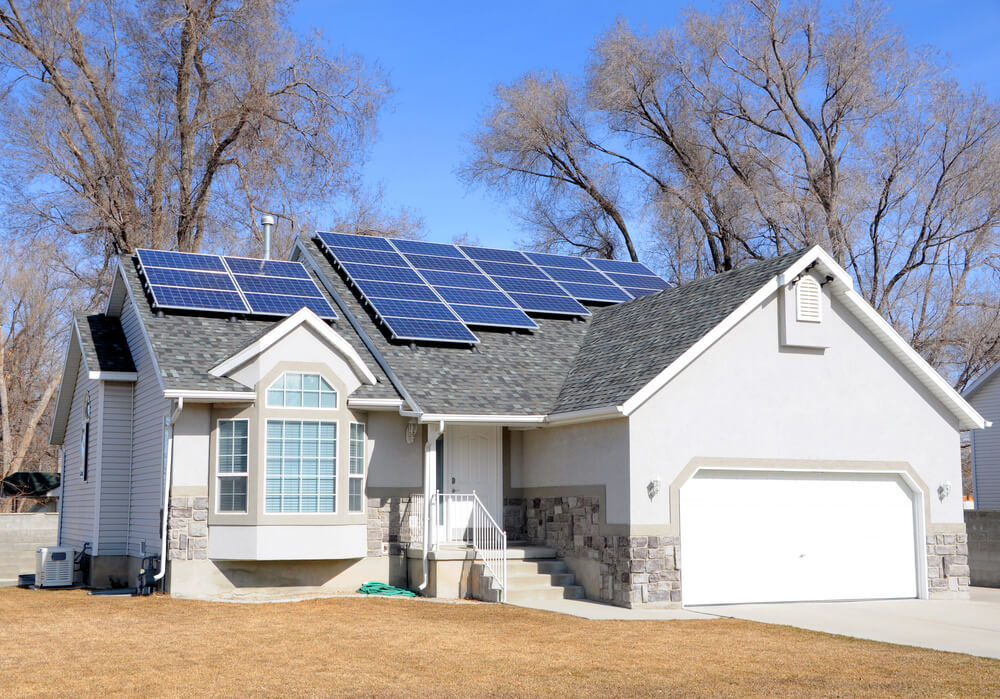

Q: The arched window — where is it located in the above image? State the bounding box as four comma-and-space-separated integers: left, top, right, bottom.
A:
796, 276, 822, 323
266, 372, 337, 409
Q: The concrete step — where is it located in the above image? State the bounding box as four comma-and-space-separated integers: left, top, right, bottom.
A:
505, 546, 557, 560
504, 584, 585, 602
505, 559, 568, 575
506, 572, 577, 589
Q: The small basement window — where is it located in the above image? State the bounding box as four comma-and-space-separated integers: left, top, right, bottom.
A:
796, 276, 822, 323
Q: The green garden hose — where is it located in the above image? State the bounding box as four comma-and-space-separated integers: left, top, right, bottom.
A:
357, 581, 417, 597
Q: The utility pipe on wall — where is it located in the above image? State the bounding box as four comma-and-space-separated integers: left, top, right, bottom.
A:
154, 397, 183, 583
419, 420, 445, 592
261, 215, 275, 260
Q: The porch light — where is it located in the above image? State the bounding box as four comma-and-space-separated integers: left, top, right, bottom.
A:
647, 478, 662, 500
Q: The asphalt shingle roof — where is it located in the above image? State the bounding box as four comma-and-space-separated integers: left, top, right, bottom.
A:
76, 312, 136, 374
118, 256, 398, 397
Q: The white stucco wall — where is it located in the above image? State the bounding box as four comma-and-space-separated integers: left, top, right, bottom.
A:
517, 419, 629, 524
172, 404, 211, 489
366, 412, 421, 489
628, 292, 963, 527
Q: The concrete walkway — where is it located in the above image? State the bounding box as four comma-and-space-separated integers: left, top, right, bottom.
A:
696, 587, 1000, 660
510, 588, 1000, 660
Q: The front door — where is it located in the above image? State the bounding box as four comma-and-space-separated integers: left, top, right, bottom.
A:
441, 425, 502, 540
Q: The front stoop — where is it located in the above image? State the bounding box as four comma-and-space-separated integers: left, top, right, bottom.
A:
473, 546, 585, 603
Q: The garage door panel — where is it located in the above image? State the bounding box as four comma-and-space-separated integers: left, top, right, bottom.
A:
681, 471, 918, 605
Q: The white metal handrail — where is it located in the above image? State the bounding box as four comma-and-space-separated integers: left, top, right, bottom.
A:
430, 491, 507, 602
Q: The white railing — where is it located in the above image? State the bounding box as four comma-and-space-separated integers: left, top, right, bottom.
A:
429, 491, 507, 602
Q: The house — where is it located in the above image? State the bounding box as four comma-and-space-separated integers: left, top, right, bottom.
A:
48, 235, 984, 606
963, 365, 1000, 509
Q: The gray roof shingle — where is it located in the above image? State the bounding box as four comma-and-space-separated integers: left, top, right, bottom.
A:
76, 312, 136, 374
118, 256, 398, 397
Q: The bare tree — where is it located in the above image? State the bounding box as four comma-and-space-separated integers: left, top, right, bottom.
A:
0, 0, 390, 257
464, 0, 1000, 387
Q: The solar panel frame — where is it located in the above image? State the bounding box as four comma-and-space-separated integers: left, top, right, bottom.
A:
137, 248, 228, 272
316, 231, 395, 251
146, 284, 250, 314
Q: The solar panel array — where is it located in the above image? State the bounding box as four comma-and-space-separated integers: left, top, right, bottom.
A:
136, 249, 337, 320
315, 233, 670, 345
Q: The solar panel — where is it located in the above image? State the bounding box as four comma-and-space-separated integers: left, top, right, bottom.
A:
137, 249, 249, 314
386, 239, 538, 331
523, 251, 632, 303
459, 245, 590, 316
222, 256, 336, 320
585, 258, 670, 298
137, 249, 337, 319
316, 232, 478, 344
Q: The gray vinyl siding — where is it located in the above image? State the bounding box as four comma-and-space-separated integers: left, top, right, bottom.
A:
59, 357, 99, 552
969, 375, 1000, 509
119, 299, 170, 556
97, 381, 134, 555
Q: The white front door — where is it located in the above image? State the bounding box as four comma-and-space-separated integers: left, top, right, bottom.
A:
442, 425, 502, 539
680, 470, 919, 605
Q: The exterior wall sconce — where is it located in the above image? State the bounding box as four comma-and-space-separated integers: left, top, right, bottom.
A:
938, 481, 951, 501
404, 421, 419, 444
647, 478, 662, 500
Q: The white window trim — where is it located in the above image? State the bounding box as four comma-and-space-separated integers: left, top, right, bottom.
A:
216, 418, 249, 514
265, 371, 339, 410
264, 418, 338, 515
348, 422, 366, 513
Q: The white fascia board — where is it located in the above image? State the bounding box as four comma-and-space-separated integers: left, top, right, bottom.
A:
418, 413, 547, 425
346, 398, 405, 410
545, 405, 625, 426
115, 258, 168, 395
162, 389, 255, 402
88, 371, 138, 382
834, 287, 988, 431
49, 326, 84, 445
209, 306, 378, 385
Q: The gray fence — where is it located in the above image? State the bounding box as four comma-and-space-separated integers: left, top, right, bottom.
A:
0, 513, 58, 582
965, 510, 1000, 588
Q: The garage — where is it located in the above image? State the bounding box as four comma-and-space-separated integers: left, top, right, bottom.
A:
680, 470, 920, 606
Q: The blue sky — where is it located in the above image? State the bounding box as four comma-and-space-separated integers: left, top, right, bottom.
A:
292, 1, 1000, 251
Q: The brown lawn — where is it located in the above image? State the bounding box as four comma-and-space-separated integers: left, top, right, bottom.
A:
1, 588, 998, 697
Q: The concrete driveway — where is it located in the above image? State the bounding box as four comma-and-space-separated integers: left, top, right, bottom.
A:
696, 587, 1000, 659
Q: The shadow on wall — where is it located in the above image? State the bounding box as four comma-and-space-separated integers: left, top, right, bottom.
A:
966, 510, 1000, 588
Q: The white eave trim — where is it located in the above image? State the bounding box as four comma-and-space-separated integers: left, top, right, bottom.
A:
49, 326, 83, 445
115, 259, 168, 395
347, 398, 405, 410
88, 370, 138, 382
545, 405, 625, 426
209, 306, 378, 385
162, 389, 255, 402
619, 245, 987, 431
417, 413, 547, 425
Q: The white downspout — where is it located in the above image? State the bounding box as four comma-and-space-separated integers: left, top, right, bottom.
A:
154, 397, 183, 583
419, 420, 444, 592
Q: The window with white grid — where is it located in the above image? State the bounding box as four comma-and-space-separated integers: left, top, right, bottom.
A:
217, 419, 249, 513
266, 372, 337, 409
265, 420, 336, 513
349, 422, 365, 512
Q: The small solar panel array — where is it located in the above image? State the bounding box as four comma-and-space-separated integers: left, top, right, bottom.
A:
136, 249, 337, 320
314, 232, 669, 345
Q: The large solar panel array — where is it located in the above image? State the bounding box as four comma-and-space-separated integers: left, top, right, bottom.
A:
315, 233, 670, 345
136, 249, 337, 319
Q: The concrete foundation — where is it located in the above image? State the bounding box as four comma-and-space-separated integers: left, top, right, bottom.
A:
405, 547, 477, 599
966, 510, 1000, 588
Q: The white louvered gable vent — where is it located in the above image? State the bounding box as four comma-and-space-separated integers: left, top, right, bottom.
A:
796, 276, 822, 323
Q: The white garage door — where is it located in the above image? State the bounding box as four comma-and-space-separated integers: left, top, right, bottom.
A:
680, 470, 919, 606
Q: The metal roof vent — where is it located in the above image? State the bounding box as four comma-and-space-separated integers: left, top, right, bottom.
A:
260, 215, 275, 260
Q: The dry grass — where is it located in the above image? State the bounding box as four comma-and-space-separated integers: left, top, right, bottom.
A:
1, 588, 998, 697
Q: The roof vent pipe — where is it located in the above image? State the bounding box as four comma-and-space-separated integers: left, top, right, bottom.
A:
260, 215, 275, 260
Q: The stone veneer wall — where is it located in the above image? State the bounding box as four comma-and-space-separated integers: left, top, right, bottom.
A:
926, 531, 971, 595
167, 496, 209, 561
524, 496, 680, 607
367, 495, 421, 557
